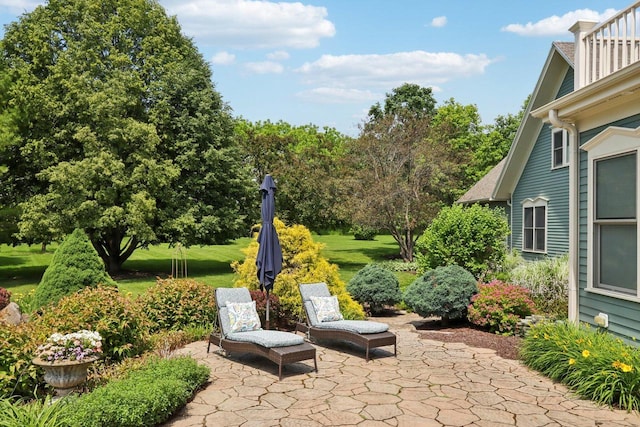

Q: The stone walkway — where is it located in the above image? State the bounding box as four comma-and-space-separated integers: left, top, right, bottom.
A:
162, 313, 640, 426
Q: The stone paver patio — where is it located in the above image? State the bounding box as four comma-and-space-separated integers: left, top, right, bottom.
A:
162, 312, 640, 426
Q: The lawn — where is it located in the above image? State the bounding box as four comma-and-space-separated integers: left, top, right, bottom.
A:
0, 234, 416, 297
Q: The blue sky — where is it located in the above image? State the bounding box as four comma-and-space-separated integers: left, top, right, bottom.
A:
0, 0, 632, 136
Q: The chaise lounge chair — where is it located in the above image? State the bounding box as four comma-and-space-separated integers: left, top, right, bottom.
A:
298, 282, 397, 361
208, 287, 317, 380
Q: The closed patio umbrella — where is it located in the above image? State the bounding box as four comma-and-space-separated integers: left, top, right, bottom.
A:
256, 174, 282, 329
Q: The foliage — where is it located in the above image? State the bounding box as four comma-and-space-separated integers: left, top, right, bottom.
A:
33, 286, 150, 363
235, 119, 351, 232
0, 396, 68, 427
347, 264, 402, 314
344, 112, 453, 262
60, 356, 210, 427
34, 229, 115, 308
0, 288, 10, 310
467, 280, 536, 334
137, 278, 216, 333
232, 218, 365, 323
374, 260, 417, 273
367, 83, 437, 121
249, 289, 282, 328
11, 290, 37, 316
0, 323, 40, 399
34, 330, 102, 363
350, 224, 376, 241
509, 254, 569, 318
520, 321, 640, 412
1, 0, 254, 273
415, 204, 509, 279
403, 265, 477, 322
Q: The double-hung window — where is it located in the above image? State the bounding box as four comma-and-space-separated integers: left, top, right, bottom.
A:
522, 198, 547, 253
552, 128, 569, 168
583, 126, 640, 299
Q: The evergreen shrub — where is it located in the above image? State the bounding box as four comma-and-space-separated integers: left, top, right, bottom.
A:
34, 286, 150, 363
137, 278, 216, 333
60, 356, 210, 427
232, 218, 365, 324
347, 264, 401, 314
403, 264, 477, 323
415, 204, 509, 279
350, 224, 376, 241
467, 280, 536, 334
34, 228, 115, 308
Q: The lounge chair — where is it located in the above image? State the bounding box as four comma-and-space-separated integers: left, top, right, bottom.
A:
298, 282, 397, 361
208, 287, 317, 380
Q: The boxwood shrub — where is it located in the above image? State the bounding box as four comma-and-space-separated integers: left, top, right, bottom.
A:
60, 356, 210, 427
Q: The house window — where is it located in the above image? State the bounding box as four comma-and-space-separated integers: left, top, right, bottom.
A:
594, 153, 637, 295
552, 128, 569, 168
522, 199, 547, 253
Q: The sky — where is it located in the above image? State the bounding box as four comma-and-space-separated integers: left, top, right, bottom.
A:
0, 0, 633, 136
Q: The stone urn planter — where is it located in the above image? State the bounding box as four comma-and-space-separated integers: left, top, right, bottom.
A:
32, 357, 98, 397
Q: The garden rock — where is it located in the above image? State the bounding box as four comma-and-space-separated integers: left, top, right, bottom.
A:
0, 302, 23, 325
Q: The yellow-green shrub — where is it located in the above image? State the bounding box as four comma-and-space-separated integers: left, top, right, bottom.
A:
232, 218, 364, 323
0, 323, 40, 399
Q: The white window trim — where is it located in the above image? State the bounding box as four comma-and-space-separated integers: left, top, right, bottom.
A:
551, 128, 569, 169
521, 197, 548, 254
582, 126, 640, 300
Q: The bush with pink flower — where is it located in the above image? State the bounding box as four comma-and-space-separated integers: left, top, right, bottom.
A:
35, 330, 102, 363
467, 280, 536, 335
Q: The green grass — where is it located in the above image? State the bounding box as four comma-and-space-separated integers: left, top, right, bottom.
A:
0, 234, 416, 297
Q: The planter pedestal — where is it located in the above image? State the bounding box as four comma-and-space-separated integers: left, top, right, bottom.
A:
33, 357, 97, 397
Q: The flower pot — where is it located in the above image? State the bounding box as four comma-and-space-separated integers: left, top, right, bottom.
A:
32, 357, 98, 397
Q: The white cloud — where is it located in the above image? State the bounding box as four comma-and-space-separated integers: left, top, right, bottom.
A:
243, 60, 284, 74
161, 0, 335, 49
267, 50, 290, 60
296, 87, 380, 104
210, 51, 236, 65
502, 8, 619, 36
0, 0, 41, 12
296, 51, 493, 89
430, 16, 447, 28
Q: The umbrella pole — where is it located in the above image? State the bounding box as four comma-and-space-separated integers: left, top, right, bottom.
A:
265, 289, 270, 330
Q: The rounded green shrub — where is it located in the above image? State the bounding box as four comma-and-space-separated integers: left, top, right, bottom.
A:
467, 280, 536, 334
350, 224, 376, 241
137, 278, 217, 333
415, 204, 509, 279
34, 228, 116, 308
347, 264, 402, 314
34, 286, 151, 363
403, 264, 477, 323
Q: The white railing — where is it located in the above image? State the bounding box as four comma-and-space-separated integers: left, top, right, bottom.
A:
580, 1, 640, 85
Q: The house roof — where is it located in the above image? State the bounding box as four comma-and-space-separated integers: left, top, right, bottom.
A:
457, 158, 507, 204
492, 42, 574, 200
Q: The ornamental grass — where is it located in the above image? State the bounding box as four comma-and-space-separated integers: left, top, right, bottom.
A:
520, 321, 640, 411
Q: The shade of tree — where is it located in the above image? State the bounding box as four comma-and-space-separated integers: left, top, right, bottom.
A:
1, 0, 254, 272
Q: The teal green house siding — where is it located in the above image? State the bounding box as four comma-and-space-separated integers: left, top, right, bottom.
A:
511, 68, 573, 261
578, 113, 640, 342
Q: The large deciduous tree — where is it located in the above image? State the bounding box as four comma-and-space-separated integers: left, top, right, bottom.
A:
1, 0, 253, 272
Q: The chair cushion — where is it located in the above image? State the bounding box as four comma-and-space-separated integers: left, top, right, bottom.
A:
226, 330, 305, 348
310, 295, 344, 322
312, 320, 389, 334
227, 301, 262, 333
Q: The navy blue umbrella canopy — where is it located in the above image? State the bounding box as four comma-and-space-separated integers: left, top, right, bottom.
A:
256, 174, 282, 328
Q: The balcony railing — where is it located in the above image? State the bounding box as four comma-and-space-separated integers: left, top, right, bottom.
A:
579, 1, 640, 86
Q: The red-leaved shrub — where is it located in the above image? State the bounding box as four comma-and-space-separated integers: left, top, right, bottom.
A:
467, 280, 536, 335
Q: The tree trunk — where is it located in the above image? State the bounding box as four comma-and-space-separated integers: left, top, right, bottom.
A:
41, 242, 47, 253
91, 231, 139, 275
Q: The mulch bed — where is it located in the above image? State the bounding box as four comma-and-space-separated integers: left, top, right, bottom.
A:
414, 318, 522, 360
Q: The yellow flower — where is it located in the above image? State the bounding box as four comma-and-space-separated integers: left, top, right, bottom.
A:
544, 333, 550, 340
533, 334, 539, 339
582, 350, 590, 358
621, 363, 633, 373
612, 361, 621, 369
569, 358, 576, 365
